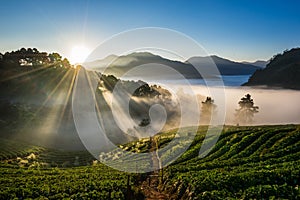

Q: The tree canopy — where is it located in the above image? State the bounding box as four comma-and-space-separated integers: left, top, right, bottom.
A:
235, 94, 259, 125
200, 96, 217, 124
0, 48, 71, 68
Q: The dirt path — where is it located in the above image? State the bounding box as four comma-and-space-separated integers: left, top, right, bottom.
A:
139, 137, 169, 200
140, 175, 169, 200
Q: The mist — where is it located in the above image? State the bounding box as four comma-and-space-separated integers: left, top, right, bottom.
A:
100, 77, 300, 141
221, 87, 300, 125
11, 67, 299, 151
175, 84, 300, 125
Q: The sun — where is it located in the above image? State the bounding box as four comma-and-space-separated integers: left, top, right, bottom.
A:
70, 46, 90, 64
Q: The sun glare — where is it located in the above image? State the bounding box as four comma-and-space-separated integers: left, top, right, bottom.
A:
70, 46, 90, 64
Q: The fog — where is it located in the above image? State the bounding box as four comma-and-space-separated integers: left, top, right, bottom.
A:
221, 87, 300, 125
100, 76, 300, 141
13, 67, 299, 151
167, 84, 300, 125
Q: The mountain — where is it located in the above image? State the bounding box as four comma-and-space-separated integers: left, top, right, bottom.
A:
85, 54, 118, 68
243, 48, 300, 89
187, 55, 261, 75
84, 52, 202, 79
84, 52, 261, 78
242, 60, 269, 68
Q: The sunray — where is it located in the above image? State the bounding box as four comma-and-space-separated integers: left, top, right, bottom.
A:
8, 68, 75, 147
96, 73, 150, 139
7, 65, 68, 100
40, 69, 70, 94
35, 69, 72, 113
37, 69, 76, 139
5, 66, 54, 97
22, 69, 73, 129
86, 70, 106, 128
0, 64, 56, 83
56, 69, 77, 129
82, 70, 112, 149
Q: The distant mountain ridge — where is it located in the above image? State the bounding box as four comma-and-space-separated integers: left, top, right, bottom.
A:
241, 60, 269, 68
187, 55, 261, 75
85, 52, 201, 79
84, 52, 261, 78
244, 48, 300, 90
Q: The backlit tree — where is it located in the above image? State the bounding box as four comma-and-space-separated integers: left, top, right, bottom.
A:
200, 96, 217, 124
235, 94, 259, 125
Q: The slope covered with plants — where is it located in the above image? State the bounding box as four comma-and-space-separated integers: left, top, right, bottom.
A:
121, 125, 300, 199
0, 125, 300, 199
244, 48, 300, 89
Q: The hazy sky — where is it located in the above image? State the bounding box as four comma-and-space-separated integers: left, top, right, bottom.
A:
1, 0, 300, 62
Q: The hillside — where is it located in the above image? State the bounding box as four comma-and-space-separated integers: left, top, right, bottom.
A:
1, 125, 300, 199
0, 137, 143, 199
84, 52, 261, 78
0, 49, 87, 150
118, 125, 300, 199
0, 48, 177, 150
244, 48, 300, 89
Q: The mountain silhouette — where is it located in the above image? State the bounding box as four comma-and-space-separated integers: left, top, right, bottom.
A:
188, 55, 261, 75
84, 52, 261, 78
241, 60, 269, 68
244, 48, 300, 90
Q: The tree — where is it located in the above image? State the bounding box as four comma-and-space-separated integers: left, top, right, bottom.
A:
48, 53, 62, 63
235, 94, 259, 125
2, 48, 50, 66
62, 58, 71, 68
200, 96, 217, 124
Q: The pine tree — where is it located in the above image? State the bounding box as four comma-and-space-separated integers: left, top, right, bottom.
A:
235, 94, 259, 124
200, 97, 217, 124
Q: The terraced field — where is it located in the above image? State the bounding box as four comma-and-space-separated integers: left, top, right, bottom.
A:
109, 125, 300, 199
159, 125, 300, 199
0, 125, 300, 199
0, 138, 143, 199
0, 138, 45, 160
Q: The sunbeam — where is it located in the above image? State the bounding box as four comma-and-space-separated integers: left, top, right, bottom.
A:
0, 64, 56, 83
18, 68, 74, 146
56, 69, 77, 129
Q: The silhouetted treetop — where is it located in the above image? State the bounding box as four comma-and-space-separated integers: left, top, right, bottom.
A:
98, 73, 171, 98
0, 48, 71, 68
200, 96, 217, 124
235, 94, 259, 124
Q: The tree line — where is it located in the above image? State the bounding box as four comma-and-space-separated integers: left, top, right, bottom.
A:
0, 48, 71, 68
201, 94, 259, 125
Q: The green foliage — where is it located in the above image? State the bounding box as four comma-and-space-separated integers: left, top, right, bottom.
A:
98, 73, 171, 98
0, 66, 76, 141
1, 125, 300, 199
0, 138, 144, 200
0, 164, 134, 200
159, 125, 300, 199
245, 47, 300, 89
0, 48, 71, 68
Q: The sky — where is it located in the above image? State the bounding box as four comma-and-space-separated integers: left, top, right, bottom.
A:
1, 0, 300, 62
